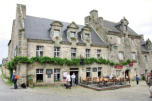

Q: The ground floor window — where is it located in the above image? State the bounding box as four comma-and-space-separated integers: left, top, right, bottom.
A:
54, 69, 60, 81
98, 67, 102, 77
36, 69, 43, 82
86, 68, 91, 77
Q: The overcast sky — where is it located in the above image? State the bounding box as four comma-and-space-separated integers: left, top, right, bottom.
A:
0, 0, 152, 63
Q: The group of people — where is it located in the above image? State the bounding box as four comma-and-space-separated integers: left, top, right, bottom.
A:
64, 72, 78, 89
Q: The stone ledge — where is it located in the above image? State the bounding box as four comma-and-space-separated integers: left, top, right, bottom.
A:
80, 84, 131, 91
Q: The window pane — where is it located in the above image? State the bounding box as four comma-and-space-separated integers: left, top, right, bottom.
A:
85, 34, 90, 40
70, 32, 75, 38
54, 30, 60, 37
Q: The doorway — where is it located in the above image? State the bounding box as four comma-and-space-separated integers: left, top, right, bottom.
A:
125, 69, 130, 83
70, 68, 79, 85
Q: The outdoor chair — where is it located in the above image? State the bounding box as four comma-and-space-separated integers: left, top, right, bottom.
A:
86, 77, 92, 85
93, 77, 98, 84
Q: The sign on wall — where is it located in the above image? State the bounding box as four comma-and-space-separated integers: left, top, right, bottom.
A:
46, 69, 53, 74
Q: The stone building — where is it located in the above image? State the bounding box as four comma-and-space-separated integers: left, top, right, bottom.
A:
8, 4, 152, 85
2, 58, 9, 78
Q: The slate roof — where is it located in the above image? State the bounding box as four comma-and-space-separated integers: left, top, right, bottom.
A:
24, 16, 139, 47
103, 20, 138, 36
24, 16, 107, 46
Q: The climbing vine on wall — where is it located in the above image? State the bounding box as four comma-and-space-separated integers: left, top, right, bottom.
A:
7, 56, 131, 70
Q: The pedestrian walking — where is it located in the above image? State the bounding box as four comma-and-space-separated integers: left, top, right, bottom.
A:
71, 73, 76, 86
11, 70, 19, 89
136, 75, 140, 85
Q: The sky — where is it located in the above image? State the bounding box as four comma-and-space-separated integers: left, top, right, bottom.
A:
0, 0, 152, 64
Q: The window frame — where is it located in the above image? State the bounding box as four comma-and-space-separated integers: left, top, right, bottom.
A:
53, 30, 60, 37
70, 31, 76, 38
84, 33, 90, 40
86, 49, 90, 58
97, 49, 101, 58
54, 69, 60, 81
54, 47, 60, 57
71, 48, 76, 59
118, 52, 124, 60
36, 46, 43, 57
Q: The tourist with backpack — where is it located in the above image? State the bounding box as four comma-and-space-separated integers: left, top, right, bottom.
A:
11, 70, 19, 89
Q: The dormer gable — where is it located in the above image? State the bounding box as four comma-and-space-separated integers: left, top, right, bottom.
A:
51, 21, 63, 27
81, 25, 92, 43
50, 21, 63, 41
67, 22, 79, 42
67, 22, 79, 29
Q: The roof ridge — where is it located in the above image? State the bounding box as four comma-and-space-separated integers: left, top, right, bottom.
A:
26, 15, 84, 27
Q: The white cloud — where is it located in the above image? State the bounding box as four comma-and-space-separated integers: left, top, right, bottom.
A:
0, 0, 152, 63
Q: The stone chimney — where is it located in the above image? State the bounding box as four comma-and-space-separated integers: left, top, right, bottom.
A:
16, 4, 26, 19
90, 10, 98, 20
120, 17, 129, 32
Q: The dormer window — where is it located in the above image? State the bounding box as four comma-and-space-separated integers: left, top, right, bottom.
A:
53, 30, 60, 37
85, 33, 90, 40
70, 32, 75, 38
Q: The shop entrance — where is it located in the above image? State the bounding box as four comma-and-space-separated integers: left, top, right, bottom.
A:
125, 69, 130, 83
70, 68, 79, 85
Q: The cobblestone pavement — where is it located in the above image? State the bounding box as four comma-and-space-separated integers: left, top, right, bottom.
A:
0, 71, 151, 101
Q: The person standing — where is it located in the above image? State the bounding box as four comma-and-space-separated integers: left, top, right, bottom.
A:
136, 75, 140, 85
71, 73, 76, 86
65, 72, 71, 89
11, 70, 19, 89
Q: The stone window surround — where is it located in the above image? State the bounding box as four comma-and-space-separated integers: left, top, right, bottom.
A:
71, 48, 76, 59
53, 29, 60, 38
36, 46, 43, 57
97, 49, 101, 58
86, 67, 91, 77
86, 49, 91, 58
70, 31, 76, 38
54, 69, 60, 81
131, 52, 136, 60
118, 51, 124, 60
54, 47, 60, 57
117, 37, 121, 44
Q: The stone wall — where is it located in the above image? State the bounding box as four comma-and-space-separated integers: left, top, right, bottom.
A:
27, 41, 108, 59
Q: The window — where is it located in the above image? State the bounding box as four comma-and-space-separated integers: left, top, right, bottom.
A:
53, 30, 60, 37
97, 49, 101, 58
131, 39, 134, 46
116, 70, 121, 77
118, 52, 124, 60
54, 69, 60, 81
71, 48, 76, 59
145, 55, 148, 62
70, 32, 75, 38
86, 68, 91, 77
84, 33, 90, 40
117, 37, 121, 44
86, 49, 90, 58
36, 69, 43, 82
131, 52, 136, 60
14, 46, 18, 56
98, 67, 102, 77
36, 46, 43, 57
54, 47, 60, 57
